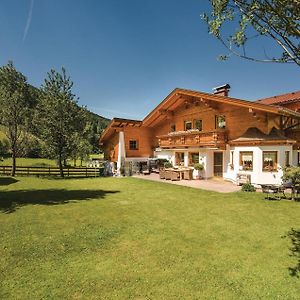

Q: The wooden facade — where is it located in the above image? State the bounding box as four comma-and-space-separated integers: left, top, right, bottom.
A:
100, 88, 300, 163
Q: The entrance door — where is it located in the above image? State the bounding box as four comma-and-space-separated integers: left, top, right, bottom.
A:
213, 152, 223, 177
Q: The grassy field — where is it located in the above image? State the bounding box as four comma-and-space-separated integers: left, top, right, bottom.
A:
0, 177, 300, 299
0, 157, 58, 167
0, 156, 103, 167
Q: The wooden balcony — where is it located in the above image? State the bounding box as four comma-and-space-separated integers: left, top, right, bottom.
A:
157, 130, 228, 149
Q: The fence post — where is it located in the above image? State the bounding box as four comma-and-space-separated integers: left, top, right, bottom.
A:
68, 167, 69, 177
27, 167, 29, 176
86, 167, 88, 177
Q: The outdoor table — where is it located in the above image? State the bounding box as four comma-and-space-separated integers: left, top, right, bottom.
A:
164, 168, 193, 180
171, 168, 192, 180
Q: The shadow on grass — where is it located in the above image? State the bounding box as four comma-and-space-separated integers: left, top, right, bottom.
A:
286, 228, 300, 278
0, 189, 119, 214
0, 177, 18, 186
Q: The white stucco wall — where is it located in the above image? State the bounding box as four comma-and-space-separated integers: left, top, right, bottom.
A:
155, 145, 295, 185
224, 145, 294, 186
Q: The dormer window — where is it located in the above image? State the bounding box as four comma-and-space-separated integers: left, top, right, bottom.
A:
184, 121, 192, 131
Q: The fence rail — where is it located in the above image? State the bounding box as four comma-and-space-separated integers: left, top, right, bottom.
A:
0, 165, 103, 177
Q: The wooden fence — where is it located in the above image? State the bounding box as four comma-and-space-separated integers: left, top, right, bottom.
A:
0, 165, 104, 178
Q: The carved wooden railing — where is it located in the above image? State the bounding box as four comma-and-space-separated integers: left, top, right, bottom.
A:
157, 129, 227, 149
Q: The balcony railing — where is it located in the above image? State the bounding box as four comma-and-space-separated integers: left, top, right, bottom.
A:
157, 129, 227, 149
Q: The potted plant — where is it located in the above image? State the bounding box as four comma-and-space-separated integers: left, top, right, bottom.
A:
164, 161, 173, 169
194, 163, 204, 179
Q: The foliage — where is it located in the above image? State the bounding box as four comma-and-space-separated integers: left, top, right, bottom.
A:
282, 166, 300, 186
0, 139, 10, 156
70, 131, 93, 166
156, 158, 169, 168
202, 0, 300, 66
285, 228, 300, 277
35, 67, 87, 177
241, 183, 256, 192
0, 61, 32, 175
87, 111, 110, 153
194, 163, 204, 171
164, 161, 173, 168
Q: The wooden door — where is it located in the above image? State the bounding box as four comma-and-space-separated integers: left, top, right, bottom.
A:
213, 152, 223, 177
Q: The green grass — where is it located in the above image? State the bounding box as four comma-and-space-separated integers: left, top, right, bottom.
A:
0, 157, 58, 167
0, 177, 300, 299
0, 156, 102, 167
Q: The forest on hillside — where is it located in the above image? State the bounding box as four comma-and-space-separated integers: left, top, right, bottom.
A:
0, 61, 110, 176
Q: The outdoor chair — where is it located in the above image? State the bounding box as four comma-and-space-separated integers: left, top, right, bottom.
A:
261, 184, 285, 200
141, 164, 150, 175
164, 170, 172, 180
159, 169, 166, 179
183, 169, 193, 180
170, 171, 180, 181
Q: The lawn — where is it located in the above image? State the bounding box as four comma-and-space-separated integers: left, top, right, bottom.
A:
0, 177, 300, 299
0, 156, 104, 167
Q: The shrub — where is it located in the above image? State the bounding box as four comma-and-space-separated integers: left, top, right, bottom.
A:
156, 158, 169, 168
241, 183, 256, 192
194, 163, 204, 171
164, 161, 173, 168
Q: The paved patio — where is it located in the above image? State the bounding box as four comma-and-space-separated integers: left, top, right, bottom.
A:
133, 173, 241, 193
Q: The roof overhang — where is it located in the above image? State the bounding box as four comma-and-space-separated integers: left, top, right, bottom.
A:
142, 88, 300, 127
100, 118, 142, 143
229, 139, 296, 146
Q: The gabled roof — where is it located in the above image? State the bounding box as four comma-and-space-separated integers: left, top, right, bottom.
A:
142, 88, 300, 127
256, 90, 300, 105
100, 88, 300, 143
100, 118, 142, 143
229, 127, 296, 145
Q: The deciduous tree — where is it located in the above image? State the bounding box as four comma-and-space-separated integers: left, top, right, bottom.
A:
0, 62, 31, 176
36, 67, 86, 177
202, 0, 300, 66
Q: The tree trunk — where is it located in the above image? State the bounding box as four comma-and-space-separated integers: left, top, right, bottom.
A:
63, 158, 67, 167
11, 150, 16, 177
80, 158, 83, 167
59, 153, 64, 178
73, 158, 76, 167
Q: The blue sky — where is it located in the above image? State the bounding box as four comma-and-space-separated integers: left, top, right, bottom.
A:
0, 0, 299, 120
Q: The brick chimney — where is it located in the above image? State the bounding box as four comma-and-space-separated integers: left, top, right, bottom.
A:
213, 84, 231, 97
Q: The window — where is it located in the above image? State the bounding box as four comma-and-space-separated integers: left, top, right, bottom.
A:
240, 151, 253, 171
189, 152, 199, 166
170, 124, 176, 132
262, 151, 277, 172
215, 115, 226, 129
129, 140, 138, 150
184, 121, 192, 131
285, 151, 290, 167
194, 119, 202, 131
175, 152, 185, 166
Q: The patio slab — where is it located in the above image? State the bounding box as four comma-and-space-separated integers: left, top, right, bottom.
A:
133, 173, 241, 193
